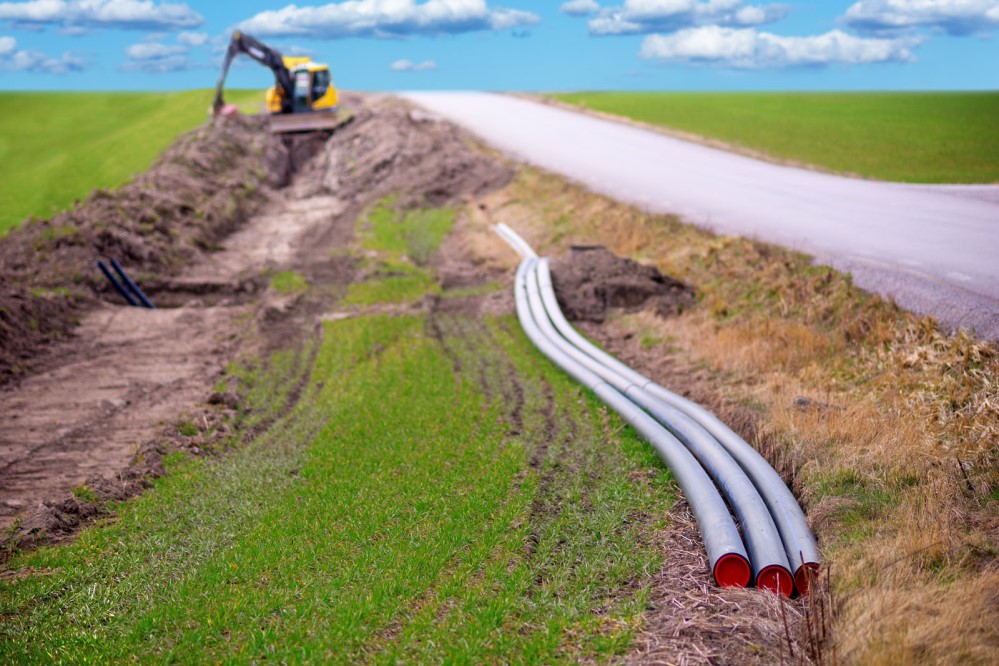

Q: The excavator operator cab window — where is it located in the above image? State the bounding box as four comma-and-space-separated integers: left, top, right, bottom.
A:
311, 70, 330, 103
293, 70, 311, 112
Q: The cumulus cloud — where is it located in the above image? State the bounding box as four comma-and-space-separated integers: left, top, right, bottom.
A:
390, 57, 437, 71
120, 37, 202, 72
177, 30, 207, 46
640, 25, 919, 67
0, 0, 203, 31
561, 0, 600, 16
125, 41, 184, 59
238, 0, 540, 39
0, 34, 85, 72
586, 0, 790, 36
842, 0, 999, 36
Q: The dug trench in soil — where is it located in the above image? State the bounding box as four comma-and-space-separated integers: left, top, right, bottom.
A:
0, 92, 513, 548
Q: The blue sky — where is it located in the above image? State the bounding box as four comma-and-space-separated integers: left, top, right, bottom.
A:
0, 1, 996, 91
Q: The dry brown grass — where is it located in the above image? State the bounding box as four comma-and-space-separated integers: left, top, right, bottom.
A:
472, 166, 999, 665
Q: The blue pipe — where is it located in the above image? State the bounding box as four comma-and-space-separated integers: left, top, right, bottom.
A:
97, 260, 138, 307
110, 259, 155, 309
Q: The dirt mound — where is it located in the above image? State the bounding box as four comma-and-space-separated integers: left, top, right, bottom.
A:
550, 245, 695, 322
0, 93, 516, 552
0, 114, 289, 385
292, 94, 514, 207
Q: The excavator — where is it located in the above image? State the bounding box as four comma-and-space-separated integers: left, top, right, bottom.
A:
212, 31, 342, 134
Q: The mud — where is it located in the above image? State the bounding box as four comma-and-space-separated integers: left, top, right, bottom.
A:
550, 245, 695, 323
0, 93, 514, 546
292, 95, 514, 208
0, 113, 290, 385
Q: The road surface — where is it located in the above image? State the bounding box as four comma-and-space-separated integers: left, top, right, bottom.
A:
403, 92, 999, 340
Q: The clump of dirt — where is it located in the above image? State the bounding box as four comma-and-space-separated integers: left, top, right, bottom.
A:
0, 113, 290, 385
292, 94, 514, 208
550, 245, 695, 322
5, 440, 166, 556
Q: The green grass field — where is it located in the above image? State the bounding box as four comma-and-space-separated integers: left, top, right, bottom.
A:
551, 91, 999, 184
0, 203, 676, 663
0, 89, 263, 236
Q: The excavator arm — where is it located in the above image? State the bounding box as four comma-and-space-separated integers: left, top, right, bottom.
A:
212, 31, 293, 115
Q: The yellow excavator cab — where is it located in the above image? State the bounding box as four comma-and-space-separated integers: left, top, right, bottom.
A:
266, 59, 338, 114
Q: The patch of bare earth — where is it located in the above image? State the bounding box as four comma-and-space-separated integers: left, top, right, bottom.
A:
0, 93, 513, 551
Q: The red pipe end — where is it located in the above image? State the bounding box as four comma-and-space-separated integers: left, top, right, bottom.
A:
714, 553, 752, 588
794, 562, 821, 596
757, 565, 794, 597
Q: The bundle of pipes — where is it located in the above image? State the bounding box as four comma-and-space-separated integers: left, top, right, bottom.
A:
495, 223, 819, 597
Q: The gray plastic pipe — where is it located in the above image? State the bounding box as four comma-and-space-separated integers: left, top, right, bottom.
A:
531, 255, 819, 594
496, 222, 538, 259
514, 258, 752, 588
527, 261, 792, 594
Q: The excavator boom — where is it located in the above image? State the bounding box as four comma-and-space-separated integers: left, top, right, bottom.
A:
213, 31, 294, 115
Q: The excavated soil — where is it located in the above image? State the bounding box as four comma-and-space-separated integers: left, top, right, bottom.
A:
550, 244, 695, 323
0, 92, 513, 542
0, 114, 291, 385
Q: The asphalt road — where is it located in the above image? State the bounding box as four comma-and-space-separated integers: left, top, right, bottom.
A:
403, 92, 999, 340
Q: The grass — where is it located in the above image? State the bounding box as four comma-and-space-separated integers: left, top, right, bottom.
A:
343, 202, 456, 306
359, 200, 457, 266
551, 91, 999, 183
0, 204, 678, 663
480, 166, 999, 664
0, 89, 263, 236
269, 270, 310, 295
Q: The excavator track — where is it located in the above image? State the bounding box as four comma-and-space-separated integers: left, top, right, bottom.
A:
269, 110, 348, 134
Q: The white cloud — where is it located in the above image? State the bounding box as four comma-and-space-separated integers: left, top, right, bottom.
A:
489, 7, 538, 29
120, 38, 199, 71
0, 0, 203, 31
177, 30, 207, 46
238, 0, 540, 39
0, 34, 85, 72
842, 0, 999, 36
587, 0, 789, 35
640, 25, 919, 67
390, 58, 437, 71
561, 0, 600, 16
125, 41, 185, 59
120, 53, 189, 71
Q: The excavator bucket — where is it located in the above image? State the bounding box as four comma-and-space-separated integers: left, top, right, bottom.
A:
268, 110, 349, 134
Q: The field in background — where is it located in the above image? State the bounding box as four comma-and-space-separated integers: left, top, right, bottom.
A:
551, 91, 999, 184
0, 89, 262, 236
